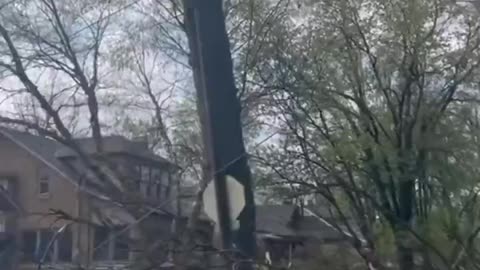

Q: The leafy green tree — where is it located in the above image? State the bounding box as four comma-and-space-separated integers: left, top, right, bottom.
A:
249, 0, 480, 269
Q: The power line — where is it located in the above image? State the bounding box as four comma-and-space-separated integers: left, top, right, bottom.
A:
1, 0, 281, 265
91, 197, 177, 254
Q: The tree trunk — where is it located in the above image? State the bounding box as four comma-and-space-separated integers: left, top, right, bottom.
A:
394, 227, 415, 270
183, 1, 256, 270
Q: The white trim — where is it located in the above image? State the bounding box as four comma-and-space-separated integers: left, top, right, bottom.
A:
257, 233, 284, 239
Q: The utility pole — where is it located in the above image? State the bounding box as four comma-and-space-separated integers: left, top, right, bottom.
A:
183, 0, 256, 269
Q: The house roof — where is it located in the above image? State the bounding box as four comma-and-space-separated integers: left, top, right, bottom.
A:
296, 216, 345, 242
255, 205, 348, 243
0, 127, 183, 225
90, 199, 136, 226
0, 126, 176, 169
0, 127, 177, 199
176, 189, 348, 242
55, 135, 176, 167
0, 127, 81, 186
256, 205, 298, 237
0, 127, 352, 242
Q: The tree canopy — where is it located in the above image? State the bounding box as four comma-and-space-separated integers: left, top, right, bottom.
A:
1, 0, 480, 269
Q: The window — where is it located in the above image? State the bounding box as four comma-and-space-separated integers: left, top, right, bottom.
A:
21, 228, 72, 263
141, 166, 150, 182
93, 226, 129, 261
140, 166, 150, 197
150, 182, 156, 198
0, 178, 8, 192
161, 171, 170, 197
38, 176, 49, 195
134, 166, 142, 192
93, 227, 110, 261
113, 227, 129, 260
135, 166, 165, 198
151, 169, 161, 183
151, 169, 161, 198
146, 184, 152, 198
156, 183, 162, 199
0, 213, 5, 232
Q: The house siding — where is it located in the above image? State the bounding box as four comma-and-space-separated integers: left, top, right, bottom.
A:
0, 134, 82, 270
0, 134, 78, 228
0, 131, 182, 269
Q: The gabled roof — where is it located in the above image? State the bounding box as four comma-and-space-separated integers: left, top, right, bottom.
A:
296, 216, 345, 242
0, 127, 80, 186
177, 190, 349, 242
0, 127, 177, 197
256, 205, 298, 237
55, 136, 176, 167
0, 127, 182, 222
255, 205, 349, 243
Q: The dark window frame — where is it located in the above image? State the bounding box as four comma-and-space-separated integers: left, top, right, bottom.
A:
21, 228, 72, 263
38, 176, 50, 196
93, 226, 130, 261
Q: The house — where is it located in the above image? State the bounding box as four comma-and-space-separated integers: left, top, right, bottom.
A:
180, 185, 356, 268
255, 204, 358, 268
0, 127, 181, 270
0, 127, 360, 270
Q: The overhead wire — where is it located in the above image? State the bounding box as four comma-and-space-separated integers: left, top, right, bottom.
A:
0, 0, 280, 266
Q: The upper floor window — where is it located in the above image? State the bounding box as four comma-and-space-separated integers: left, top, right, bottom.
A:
135, 165, 165, 198
156, 182, 162, 198
140, 166, 150, 196
0, 178, 8, 192
151, 169, 161, 198
141, 166, 151, 183
0, 213, 5, 232
38, 176, 50, 196
162, 171, 170, 197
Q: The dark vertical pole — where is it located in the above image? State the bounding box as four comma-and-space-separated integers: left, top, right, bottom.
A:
183, 0, 256, 268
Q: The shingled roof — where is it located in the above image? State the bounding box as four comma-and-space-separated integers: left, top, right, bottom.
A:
176, 188, 349, 243
0, 127, 81, 187
256, 205, 298, 237
255, 205, 347, 242
0, 127, 353, 241
0, 127, 184, 223
0, 127, 177, 199
55, 135, 175, 166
